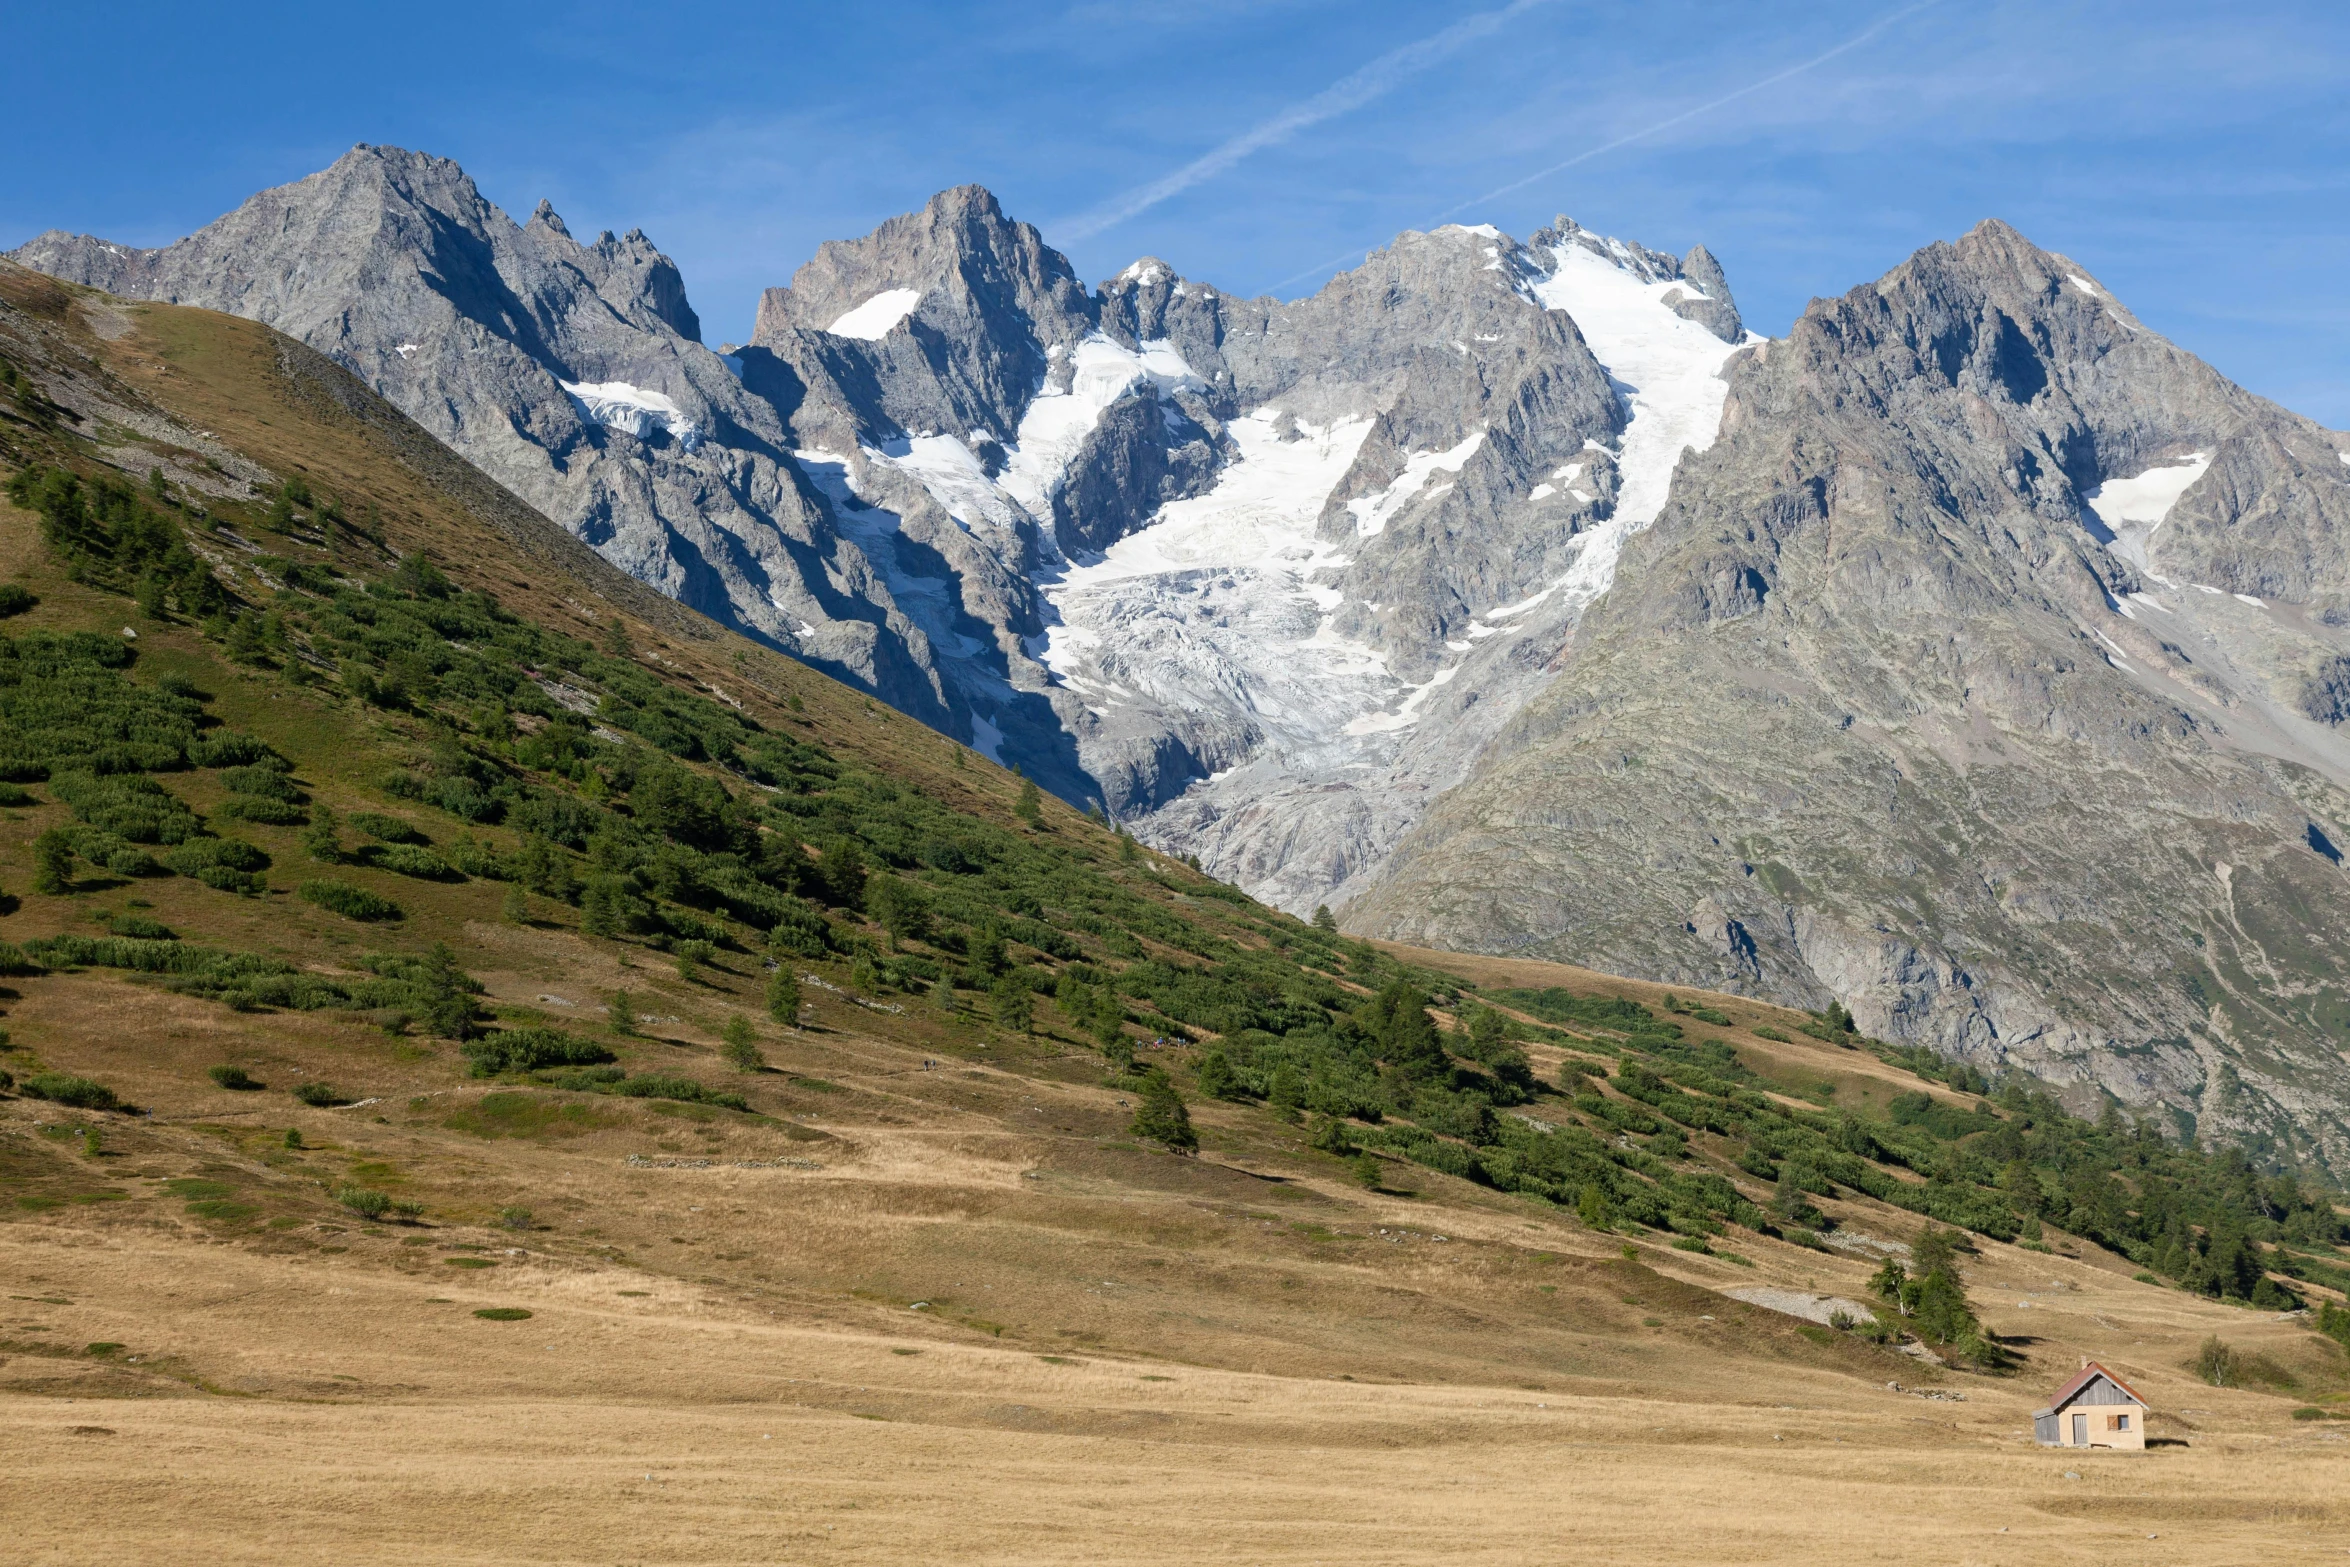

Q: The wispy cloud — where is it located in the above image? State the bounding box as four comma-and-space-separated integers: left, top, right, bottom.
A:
1055, 0, 1560, 241
1270, 0, 1945, 289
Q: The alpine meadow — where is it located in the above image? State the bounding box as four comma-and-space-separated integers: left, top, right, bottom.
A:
3, 6, 2349, 1559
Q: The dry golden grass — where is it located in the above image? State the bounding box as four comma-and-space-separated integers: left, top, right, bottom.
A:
6, 937, 2345, 1565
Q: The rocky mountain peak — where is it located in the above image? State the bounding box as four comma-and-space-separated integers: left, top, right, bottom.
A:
748, 183, 1095, 443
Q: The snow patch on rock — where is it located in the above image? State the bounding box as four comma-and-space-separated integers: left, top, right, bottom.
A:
2087, 452, 2211, 574
999, 334, 1205, 524
1527, 240, 1749, 612
1346, 431, 1487, 538
559, 379, 702, 451
826, 287, 922, 340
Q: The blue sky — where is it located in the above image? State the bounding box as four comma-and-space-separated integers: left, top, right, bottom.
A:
5, 1, 2345, 421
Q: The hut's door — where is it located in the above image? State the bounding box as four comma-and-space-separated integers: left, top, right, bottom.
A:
2071, 1413, 2086, 1445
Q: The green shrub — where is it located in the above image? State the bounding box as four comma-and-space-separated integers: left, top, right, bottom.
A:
610, 1073, 749, 1111
207, 1064, 262, 1091
163, 837, 270, 892
0, 781, 35, 806
365, 842, 459, 881
20, 1072, 120, 1110
1752, 1025, 1791, 1042
500, 1206, 533, 1231
473, 1307, 532, 1320
213, 796, 307, 825
767, 897, 832, 958
346, 811, 427, 844
461, 1028, 617, 1077
292, 1082, 348, 1107
299, 879, 403, 921
104, 916, 173, 945
219, 764, 300, 801
335, 1186, 391, 1219
0, 584, 36, 617
51, 772, 204, 844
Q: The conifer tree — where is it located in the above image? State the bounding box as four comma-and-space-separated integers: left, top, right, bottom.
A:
721, 1016, 763, 1073
31, 829, 72, 895
1131, 1072, 1196, 1154
992, 969, 1033, 1033
766, 966, 801, 1027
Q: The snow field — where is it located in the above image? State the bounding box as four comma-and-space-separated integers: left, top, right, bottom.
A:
998, 335, 1205, 524
2086, 452, 2211, 576
1526, 241, 1747, 614
826, 288, 921, 340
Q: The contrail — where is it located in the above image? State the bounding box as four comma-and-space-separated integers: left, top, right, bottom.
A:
1056, 0, 1561, 243
1270, 0, 1944, 291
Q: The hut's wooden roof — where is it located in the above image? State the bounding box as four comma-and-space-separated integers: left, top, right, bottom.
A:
2034, 1361, 2147, 1417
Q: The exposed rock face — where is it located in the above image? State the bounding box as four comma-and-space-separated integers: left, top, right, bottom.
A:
1350, 221, 2350, 1169
7, 147, 1015, 744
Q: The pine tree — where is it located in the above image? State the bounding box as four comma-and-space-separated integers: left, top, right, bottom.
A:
1195, 1049, 1243, 1101
1369, 978, 1446, 1082
766, 966, 801, 1027
1014, 773, 1042, 825
580, 877, 623, 937
1089, 990, 1126, 1050
721, 1016, 763, 1073
992, 970, 1033, 1033
1267, 1061, 1303, 1121
501, 882, 530, 924
608, 990, 639, 1037
1577, 1182, 1611, 1230
418, 941, 475, 1040
1131, 1072, 1196, 1154
1354, 1151, 1383, 1189
1312, 904, 1337, 931
31, 829, 72, 895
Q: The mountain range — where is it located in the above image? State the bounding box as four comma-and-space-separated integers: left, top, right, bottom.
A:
17, 145, 2350, 1169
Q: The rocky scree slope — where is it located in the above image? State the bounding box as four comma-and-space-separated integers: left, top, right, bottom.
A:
1353, 221, 2350, 1171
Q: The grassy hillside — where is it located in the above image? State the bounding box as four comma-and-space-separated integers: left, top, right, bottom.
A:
3, 261, 2348, 1560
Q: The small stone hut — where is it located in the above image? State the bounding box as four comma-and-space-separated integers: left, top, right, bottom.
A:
2033, 1362, 2148, 1450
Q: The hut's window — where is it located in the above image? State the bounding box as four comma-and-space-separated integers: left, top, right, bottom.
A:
2112, 1413, 2129, 1431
